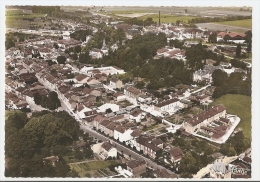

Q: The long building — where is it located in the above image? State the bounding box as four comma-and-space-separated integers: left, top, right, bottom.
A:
183, 104, 226, 133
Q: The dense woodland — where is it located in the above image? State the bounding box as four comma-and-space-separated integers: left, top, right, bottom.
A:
5, 111, 93, 177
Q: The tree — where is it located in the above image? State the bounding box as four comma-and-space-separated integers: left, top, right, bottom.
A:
83, 145, 93, 159
184, 9, 188, 13
208, 33, 217, 43
212, 69, 228, 86
33, 93, 41, 105
105, 108, 112, 114
236, 43, 241, 58
244, 30, 252, 52
57, 56, 66, 64
74, 148, 83, 160
74, 45, 81, 53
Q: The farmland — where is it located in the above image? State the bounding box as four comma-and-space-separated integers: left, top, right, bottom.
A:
211, 94, 251, 140
212, 19, 252, 29
138, 14, 196, 23
5, 9, 47, 28
196, 22, 251, 33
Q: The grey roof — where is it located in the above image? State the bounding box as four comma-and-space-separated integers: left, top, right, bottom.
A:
210, 162, 230, 174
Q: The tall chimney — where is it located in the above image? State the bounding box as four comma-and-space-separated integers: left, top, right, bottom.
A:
159, 11, 161, 26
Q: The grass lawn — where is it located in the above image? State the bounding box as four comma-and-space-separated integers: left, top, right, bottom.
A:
6, 13, 46, 19
213, 19, 252, 29
211, 94, 251, 140
69, 160, 119, 177
138, 14, 196, 23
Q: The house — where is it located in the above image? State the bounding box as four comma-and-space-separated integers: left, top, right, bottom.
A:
196, 94, 211, 104
89, 48, 103, 59
113, 92, 126, 102
126, 160, 147, 177
210, 161, 231, 179
183, 104, 226, 133
75, 74, 88, 84
93, 115, 106, 128
91, 141, 117, 160
129, 109, 146, 122
43, 156, 59, 167
124, 87, 141, 99
154, 98, 181, 112
168, 147, 183, 163
98, 119, 111, 133
104, 121, 120, 137
110, 77, 123, 89
217, 32, 246, 43
114, 125, 133, 143
135, 135, 163, 159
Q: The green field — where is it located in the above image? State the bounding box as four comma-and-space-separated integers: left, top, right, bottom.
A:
213, 19, 252, 29
5, 9, 24, 16
69, 160, 119, 177
211, 94, 251, 140
6, 13, 46, 19
138, 14, 196, 23
5, 12, 46, 28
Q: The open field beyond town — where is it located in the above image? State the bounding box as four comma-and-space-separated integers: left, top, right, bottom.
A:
211, 94, 251, 140
5, 9, 46, 28
196, 20, 251, 33
69, 160, 119, 177
213, 19, 252, 29
138, 14, 196, 23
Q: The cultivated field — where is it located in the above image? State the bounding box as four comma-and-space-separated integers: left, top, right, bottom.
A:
211, 94, 251, 140
5, 9, 47, 28
196, 21, 251, 33
138, 14, 196, 23
213, 19, 252, 29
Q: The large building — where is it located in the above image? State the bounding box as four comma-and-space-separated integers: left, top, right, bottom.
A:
183, 105, 226, 133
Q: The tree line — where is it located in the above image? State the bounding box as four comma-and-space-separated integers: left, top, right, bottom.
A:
188, 16, 251, 24
5, 111, 85, 177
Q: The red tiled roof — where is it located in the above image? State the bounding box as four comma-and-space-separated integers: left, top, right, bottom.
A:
186, 105, 226, 126
155, 98, 179, 108
101, 141, 114, 151
76, 74, 87, 81
127, 160, 146, 169
126, 87, 140, 95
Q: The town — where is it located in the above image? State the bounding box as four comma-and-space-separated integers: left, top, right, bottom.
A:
5, 5, 252, 179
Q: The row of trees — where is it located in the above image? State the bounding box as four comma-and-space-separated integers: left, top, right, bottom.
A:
5, 111, 83, 177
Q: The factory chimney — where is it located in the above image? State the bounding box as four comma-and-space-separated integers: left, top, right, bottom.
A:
159, 11, 161, 26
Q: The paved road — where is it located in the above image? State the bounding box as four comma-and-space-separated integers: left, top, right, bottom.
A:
80, 124, 176, 175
